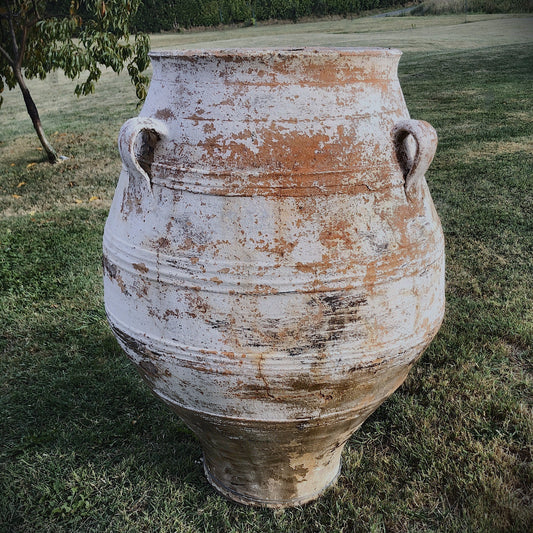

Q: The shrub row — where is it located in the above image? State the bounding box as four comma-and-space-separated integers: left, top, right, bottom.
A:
132, 0, 412, 32
412, 0, 533, 15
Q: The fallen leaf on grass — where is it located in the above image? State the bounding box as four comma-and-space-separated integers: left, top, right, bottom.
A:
17, 182, 26, 188
12, 194, 21, 199
26, 162, 37, 169
74, 199, 83, 204
10, 163, 15, 167
89, 196, 99, 202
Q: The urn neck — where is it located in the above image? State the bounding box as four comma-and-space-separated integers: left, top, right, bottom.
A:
148, 47, 401, 85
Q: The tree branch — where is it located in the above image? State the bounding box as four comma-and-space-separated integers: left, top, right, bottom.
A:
4, 0, 20, 60
0, 13, 13, 63
25, 16, 39, 28
0, 42, 13, 63
32, 0, 42, 21
17, 20, 27, 68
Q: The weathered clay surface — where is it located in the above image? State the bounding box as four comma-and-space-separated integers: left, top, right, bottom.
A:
103, 47, 445, 508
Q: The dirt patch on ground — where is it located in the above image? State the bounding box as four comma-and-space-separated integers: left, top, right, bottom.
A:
461, 138, 533, 161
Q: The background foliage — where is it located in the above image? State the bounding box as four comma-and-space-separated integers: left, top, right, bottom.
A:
412, 0, 533, 15
1, 1, 149, 162
129, 0, 533, 32
132, 0, 413, 32
1, 1, 149, 101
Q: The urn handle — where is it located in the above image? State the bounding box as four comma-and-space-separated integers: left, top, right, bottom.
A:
118, 117, 169, 191
393, 119, 438, 199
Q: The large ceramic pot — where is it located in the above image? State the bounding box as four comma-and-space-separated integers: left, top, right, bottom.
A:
103, 48, 445, 508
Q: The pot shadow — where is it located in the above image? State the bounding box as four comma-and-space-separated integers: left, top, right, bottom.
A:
2, 318, 211, 498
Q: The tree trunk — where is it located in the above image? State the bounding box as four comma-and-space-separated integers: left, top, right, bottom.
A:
14, 67, 59, 164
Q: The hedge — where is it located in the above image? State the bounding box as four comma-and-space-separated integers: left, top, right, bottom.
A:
132, 0, 413, 32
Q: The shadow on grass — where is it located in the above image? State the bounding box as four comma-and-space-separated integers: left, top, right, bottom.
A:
1, 317, 205, 477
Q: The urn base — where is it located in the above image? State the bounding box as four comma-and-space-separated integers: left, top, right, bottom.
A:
203, 455, 342, 508
167, 400, 376, 508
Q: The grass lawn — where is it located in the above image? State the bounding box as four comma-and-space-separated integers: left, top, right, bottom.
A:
1, 13, 532, 533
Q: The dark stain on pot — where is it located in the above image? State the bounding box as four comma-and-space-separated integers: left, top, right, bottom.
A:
154, 107, 175, 121
139, 360, 159, 377
111, 325, 173, 381
319, 293, 367, 345
288, 346, 306, 357
156, 236, 171, 249
102, 254, 131, 297
207, 317, 232, 330
132, 262, 149, 273
102, 254, 117, 278
112, 326, 160, 363
348, 358, 386, 374
205, 292, 367, 356
178, 214, 209, 249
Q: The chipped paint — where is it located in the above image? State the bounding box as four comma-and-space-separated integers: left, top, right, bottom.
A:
103, 48, 445, 508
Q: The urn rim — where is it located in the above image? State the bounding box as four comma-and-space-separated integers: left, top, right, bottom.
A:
148, 46, 402, 59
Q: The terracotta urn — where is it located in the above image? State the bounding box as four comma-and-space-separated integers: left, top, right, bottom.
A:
103, 48, 445, 508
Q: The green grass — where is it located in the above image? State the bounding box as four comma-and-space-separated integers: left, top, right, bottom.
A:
413, 0, 533, 15
1, 14, 532, 533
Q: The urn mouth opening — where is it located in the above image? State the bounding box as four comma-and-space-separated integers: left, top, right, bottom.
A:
149, 46, 402, 59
